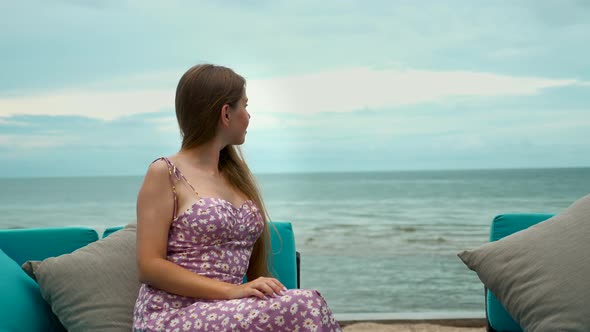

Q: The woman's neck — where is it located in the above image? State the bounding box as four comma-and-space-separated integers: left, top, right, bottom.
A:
177, 143, 224, 176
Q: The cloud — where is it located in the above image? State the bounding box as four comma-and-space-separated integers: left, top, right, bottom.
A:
2, 1, 589, 94
0, 89, 173, 121
145, 117, 178, 133
247, 68, 580, 114
0, 118, 31, 126
488, 47, 534, 59
0, 134, 72, 149
0, 67, 584, 123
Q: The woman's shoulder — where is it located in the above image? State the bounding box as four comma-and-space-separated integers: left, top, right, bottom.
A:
146, 158, 166, 173
148, 154, 180, 171
145, 155, 179, 181
150, 154, 174, 164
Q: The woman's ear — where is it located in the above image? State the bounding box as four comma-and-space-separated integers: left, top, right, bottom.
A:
220, 104, 231, 125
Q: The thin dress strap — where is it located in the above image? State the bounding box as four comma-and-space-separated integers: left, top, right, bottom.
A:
152, 157, 200, 221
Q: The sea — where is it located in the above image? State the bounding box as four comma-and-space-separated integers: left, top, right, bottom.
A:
1, 167, 589, 315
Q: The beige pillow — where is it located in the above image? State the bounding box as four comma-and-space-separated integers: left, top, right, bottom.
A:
458, 194, 590, 332
22, 224, 140, 332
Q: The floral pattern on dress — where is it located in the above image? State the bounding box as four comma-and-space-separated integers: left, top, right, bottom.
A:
133, 167, 341, 332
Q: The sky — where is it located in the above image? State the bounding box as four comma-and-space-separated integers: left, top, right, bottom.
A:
1, 0, 589, 177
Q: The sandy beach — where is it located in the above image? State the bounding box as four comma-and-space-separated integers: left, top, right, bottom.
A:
336, 312, 486, 332
342, 323, 485, 332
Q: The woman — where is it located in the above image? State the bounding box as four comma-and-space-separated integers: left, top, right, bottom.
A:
133, 64, 341, 332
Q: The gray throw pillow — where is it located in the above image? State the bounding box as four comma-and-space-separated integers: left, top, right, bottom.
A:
22, 223, 140, 332
458, 194, 590, 332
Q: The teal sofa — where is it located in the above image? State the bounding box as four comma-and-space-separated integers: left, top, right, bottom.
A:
485, 214, 554, 332
0, 221, 299, 332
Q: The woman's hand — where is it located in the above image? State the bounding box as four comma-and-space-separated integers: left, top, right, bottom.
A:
228, 277, 287, 299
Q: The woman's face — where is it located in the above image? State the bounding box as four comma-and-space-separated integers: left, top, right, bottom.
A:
227, 91, 250, 145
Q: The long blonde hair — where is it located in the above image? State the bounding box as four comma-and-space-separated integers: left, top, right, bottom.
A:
175, 64, 272, 279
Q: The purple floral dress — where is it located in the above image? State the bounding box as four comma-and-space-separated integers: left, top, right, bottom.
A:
133, 158, 341, 332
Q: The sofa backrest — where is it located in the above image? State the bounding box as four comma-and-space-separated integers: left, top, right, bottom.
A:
0, 227, 100, 332
487, 214, 554, 332
268, 221, 298, 289
0, 227, 99, 266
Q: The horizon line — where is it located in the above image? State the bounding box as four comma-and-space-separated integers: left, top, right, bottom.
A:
1, 165, 589, 180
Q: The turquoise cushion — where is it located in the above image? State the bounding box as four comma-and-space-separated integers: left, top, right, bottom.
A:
269, 221, 298, 289
105, 221, 298, 289
0, 249, 61, 332
242, 221, 298, 288
0, 227, 98, 332
102, 226, 122, 238
487, 214, 554, 332
0, 227, 99, 266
